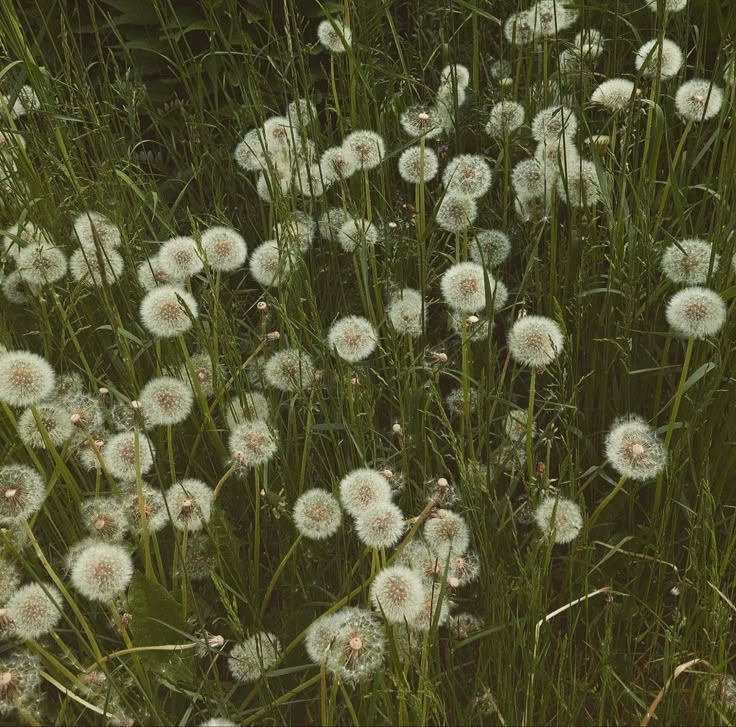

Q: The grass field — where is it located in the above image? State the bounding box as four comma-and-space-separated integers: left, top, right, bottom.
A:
0, 0, 735, 724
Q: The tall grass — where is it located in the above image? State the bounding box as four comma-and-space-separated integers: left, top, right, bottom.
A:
0, 0, 735, 724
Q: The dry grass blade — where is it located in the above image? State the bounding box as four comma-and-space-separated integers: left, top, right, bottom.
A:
639, 658, 711, 727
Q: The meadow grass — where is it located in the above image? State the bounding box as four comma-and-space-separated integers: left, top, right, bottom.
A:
0, 0, 735, 724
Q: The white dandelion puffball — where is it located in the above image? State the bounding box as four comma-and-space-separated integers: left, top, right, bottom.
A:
317, 19, 351, 53
122, 484, 168, 534
399, 105, 443, 139
0, 558, 20, 605
234, 130, 267, 172
0, 351, 55, 407
528, 0, 579, 36
264, 349, 315, 392
226, 392, 270, 427
675, 79, 724, 122
424, 509, 470, 558
70, 542, 133, 602
287, 98, 317, 128
387, 288, 425, 337
531, 106, 578, 143
645, 0, 687, 12
485, 101, 525, 138
665, 287, 726, 339
1, 221, 46, 262
73, 211, 122, 251
436, 193, 478, 233
328, 316, 377, 363
339, 469, 393, 518
355, 501, 405, 549
442, 155, 493, 198
17, 243, 68, 285
249, 240, 295, 288
139, 376, 194, 426
256, 167, 291, 202
635, 38, 683, 79
6, 582, 62, 639
441, 262, 506, 314
410, 590, 451, 631
505, 408, 536, 443
326, 609, 386, 682
201, 720, 237, 727
201, 226, 247, 272
436, 82, 467, 130
275, 212, 317, 253
139, 285, 198, 338
439, 64, 470, 90
104, 431, 156, 481
293, 488, 342, 540
69, 248, 124, 286
512, 158, 555, 203
661, 238, 719, 285
534, 497, 583, 544
180, 351, 219, 398
343, 130, 385, 171
398, 146, 439, 184
229, 632, 280, 683
508, 315, 564, 368
558, 160, 602, 208
17, 403, 73, 449
320, 146, 359, 181
165, 479, 213, 532
159, 236, 203, 279
295, 161, 330, 198
370, 565, 425, 623
80, 497, 128, 541
229, 420, 278, 467
136, 255, 181, 290
470, 229, 512, 268
0, 464, 45, 524
318, 208, 350, 241
591, 79, 637, 111
304, 610, 355, 663
504, 11, 535, 45
605, 415, 666, 481
337, 218, 379, 253
3, 270, 41, 304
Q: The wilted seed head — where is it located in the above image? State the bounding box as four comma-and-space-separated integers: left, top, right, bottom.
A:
645, 0, 687, 12
558, 159, 601, 207
399, 105, 443, 139
225, 392, 270, 428
449, 612, 483, 639
328, 316, 377, 363
139, 376, 194, 427
370, 565, 425, 622
534, 496, 583, 544
339, 469, 393, 518
436, 193, 478, 233
17, 403, 73, 449
122, 484, 168, 533
70, 542, 134, 602
229, 632, 280, 683
661, 238, 719, 285
73, 211, 122, 251
6, 582, 62, 639
508, 315, 564, 369
326, 609, 386, 683
343, 130, 385, 170
166, 479, 213, 532
249, 240, 295, 288
424, 509, 470, 559
387, 288, 425, 337
485, 101, 525, 138
81, 497, 129, 541
591, 79, 637, 111
442, 155, 493, 198
531, 106, 578, 143
69, 248, 124, 287
665, 286, 726, 339
410, 589, 451, 631
0, 559, 20, 607
0, 351, 55, 408
337, 218, 379, 253
304, 609, 356, 663
293, 488, 342, 540
355, 502, 405, 549
0, 652, 41, 717
264, 349, 315, 392
449, 550, 481, 586
17, 242, 67, 286
104, 431, 156, 481
398, 146, 440, 184
605, 415, 666, 481
317, 18, 351, 52
445, 387, 479, 417
228, 420, 278, 468
139, 285, 198, 338
0, 464, 45, 524
635, 38, 683, 79
201, 226, 247, 272
675, 79, 724, 122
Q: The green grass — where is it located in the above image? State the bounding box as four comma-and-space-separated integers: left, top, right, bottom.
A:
1, 0, 736, 724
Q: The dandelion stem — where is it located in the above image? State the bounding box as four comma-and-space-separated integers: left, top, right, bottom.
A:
586, 474, 628, 532
526, 369, 537, 485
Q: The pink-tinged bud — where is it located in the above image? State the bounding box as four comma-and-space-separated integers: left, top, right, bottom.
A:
467, 315, 479, 324
437, 477, 449, 488
351, 376, 360, 386
95, 439, 105, 449
232, 450, 245, 462
388, 221, 398, 229
382, 469, 394, 480
262, 331, 280, 343
206, 633, 225, 648
432, 351, 448, 364
70, 413, 82, 425
392, 423, 402, 434
448, 576, 460, 588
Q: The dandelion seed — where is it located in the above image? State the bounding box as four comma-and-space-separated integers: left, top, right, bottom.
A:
305, 609, 356, 663
326, 609, 386, 682
293, 488, 342, 540
370, 565, 425, 623
136, 255, 181, 290
70, 542, 133, 602
81, 497, 129, 541
69, 248, 124, 286
339, 469, 393, 518
264, 349, 315, 392
469, 229, 512, 268
159, 236, 203, 279
504, 408, 537, 444
0, 652, 40, 718
436, 193, 478, 233
441, 262, 506, 314
449, 612, 483, 639
442, 155, 493, 198
274, 213, 317, 254
139, 285, 198, 338
0, 559, 20, 606
387, 288, 425, 337
485, 100, 525, 138
320, 146, 359, 181
531, 106, 578, 143
317, 18, 351, 53
200, 226, 247, 272
424, 509, 470, 559
675, 79, 724, 122
104, 431, 156, 481
229, 632, 280, 683
139, 376, 194, 427
0, 351, 55, 408
558, 159, 602, 207
73, 211, 122, 251
400, 105, 443, 139
16, 242, 67, 286
343, 130, 385, 170
591, 79, 637, 111
328, 316, 377, 362
355, 501, 405, 549
6, 582, 62, 639
635, 38, 683, 79
644, 0, 687, 13
507, 315, 564, 368
665, 286, 726, 339
228, 420, 278, 468
605, 415, 666, 481
534, 496, 583, 544
122, 484, 168, 533
337, 218, 379, 253
398, 146, 439, 184
17, 403, 73, 449
249, 240, 295, 288
661, 238, 719, 285
226, 392, 270, 427
165, 479, 213, 532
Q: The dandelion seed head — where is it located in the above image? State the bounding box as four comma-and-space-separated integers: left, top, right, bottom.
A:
256, 166, 291, 202
512, 158, 555, 201
228, 420, 278, 468
442, 154, 493, 198
436, 193, 478, 233
591, 79, 636, 111
81, 497, 129, 541
136, 255, 181, 291
605, 415, 666, 481
104, 431, 156, 481
328, 316, 377, 362
0, 652, 40, 717
440, 262, 500, 314
370, 565, 425, 622
485, 101, 525, 138
69, 248, 124, 286
387, 288, 425, 337
2, 270, 41, 304
17, 242, 67, 286
293, 488, 342, 540
70, 542, 133, 602
410, 589, 451, 631
675, 79, 724, 122
318, 209, 350, 243
424, 509, 470, 559
264, 349, 315, 392
0, 351, 55, 408
445, 387, 479, 416
305, 609, 357, 663
355, 501, 405, 549
558, 159, 602, 207
449, 310, 492, 341
645, 0, 687, 13
229, 632, 280, 683
17, 403, 73, 449
337, 218, 379, 253
2, 221, 48, 262
439, 64, 470, 90
398, 146, 439, 184
226, 392, 270, 427
159, 236, 203, 279
122, 484, 168, 533
6, 582, 62, 639
180, 352, 219, 398
0, 559, 20, 606
400, 105, 443, 139
201, 720, 237, 727
201, 226, 247, 272
326, 609, 386, 682
436, 82, 467, 130
531, 106, 578, 143
449, 550, 481, 586
139, 376, 194, 427
249, 240, 295, 288
665, 286, 726, 339
343, 130, 385, 170
317, 19, 351, 53
661, 238, 719, 285
449, 612, 483, 639
504, 11, 535, 45
339, 469, 393, 518
320, 146, 359, 181
534, 496, 583, 543
139, 285, 198, 338
165, 479, 213, 532
470, 229, 512, 268
528, 0, 579, 36
507, 315, 564, 368
73, 212, 122, 251
635, 38, 683, 79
